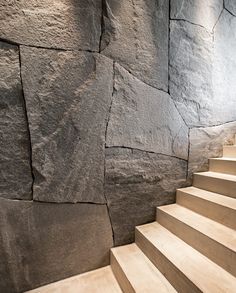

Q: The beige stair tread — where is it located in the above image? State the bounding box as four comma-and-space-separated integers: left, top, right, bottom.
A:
195, 171, 236, 182
210, 157, 236, 161
111, 243, 176, 293
136, 222, 236, 292
25, 266, 122, 293
157, 204, 236, 252
177, 186, 236, 210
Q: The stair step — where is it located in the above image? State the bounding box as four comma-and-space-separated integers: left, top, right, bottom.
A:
111, 243, 176, 293
25, 266, 122, 293
209, 157, 236, 175
223, 145, 236, 158
156, 204, 236, 276
193, 171, 236, 198
176, 187, 236, 230
136, 222, 236, 293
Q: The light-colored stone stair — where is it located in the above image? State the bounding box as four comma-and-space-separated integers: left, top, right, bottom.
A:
26, 135, 236, 292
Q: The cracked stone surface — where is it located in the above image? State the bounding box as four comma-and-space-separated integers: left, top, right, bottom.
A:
170, 0, 223, 31
105, 148, 187, 245
101, 0, 169, 91
225, 0, 236, 16
188, 121, 236, 179
0, 41, 32, 200
0, 0, 102, 51
212, 9, 236, 124
169, 20, 214, 127
106, 64, 188, 160
20, 47, 113, 203
0, 198, 113, 293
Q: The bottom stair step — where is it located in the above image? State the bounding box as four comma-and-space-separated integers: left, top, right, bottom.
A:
136, 222, 236, 293
111, 243, 176, 293
25, 266, 122, 293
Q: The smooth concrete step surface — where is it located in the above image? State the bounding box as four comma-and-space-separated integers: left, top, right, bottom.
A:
193, 171, 236, 198
176, 186, 236, 230
209, 157, 236, 175
111, 243, 176, 293
25, 266, 122, 293
156, 204, 236, 276
223, 145, 236, 158
136, 222, 236, 293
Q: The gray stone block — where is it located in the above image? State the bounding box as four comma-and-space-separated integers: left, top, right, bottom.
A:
0, 41, 32, 200
0, 0, 102, 51
105, 148, 187, 245
106, 64, 188, 160
0, 198, 113, 293
101, 0, 169, 91
20, 47, 113, 203
170, 0, 223, 31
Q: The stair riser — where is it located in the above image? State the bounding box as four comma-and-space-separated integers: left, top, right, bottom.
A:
209, 159, 236, 175
135, 229, 202, 293
223, 146, 236, 158
193, 174, 236, 198
156, 209, 236, 277
176, 190, 236, 230
110, 251, 135, 293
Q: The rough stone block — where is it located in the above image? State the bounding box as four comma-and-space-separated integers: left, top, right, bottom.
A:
170, 0, 223, 31
20, 47, 113, 203
0, 41, 32, 200
169, 20, 214, 127
0, 198, 113, 293
225, 0, 236, 16
188, 121, 236, 179
106, 64, 188, 160
101, 0, 169, 91
105, 148, 187, 245
0, 0, 102, 51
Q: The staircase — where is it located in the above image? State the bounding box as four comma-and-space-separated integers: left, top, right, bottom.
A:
27, 137, 236, 293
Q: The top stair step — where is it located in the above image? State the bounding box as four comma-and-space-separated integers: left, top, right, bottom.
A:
209, 157, 236, 175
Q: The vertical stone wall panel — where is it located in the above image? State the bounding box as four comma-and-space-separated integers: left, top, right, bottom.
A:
0, 42, 32, 200
0, 198, 113, 293
20, 47, 113, 203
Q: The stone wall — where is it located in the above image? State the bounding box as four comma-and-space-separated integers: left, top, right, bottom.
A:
0, 1, 235, 292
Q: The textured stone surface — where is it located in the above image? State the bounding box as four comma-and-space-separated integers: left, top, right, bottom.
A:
225, 0, 236, 16
170, 14, 236, 127
170, 0, 223, 31
106, 64, 188, 160
169, 20, 214, 127
21, 47, 113, 203
188, 121, 236, 179
0, 1, 101, 51
212, 10, 236, 124
0, 198, 113, 293
101, 0, 169, 91
105, 148, 187, 245
0, 41, 32, 200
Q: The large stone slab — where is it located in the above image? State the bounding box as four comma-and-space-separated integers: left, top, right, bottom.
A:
212, 10, 236, 124
188, 121, 236, 179
20, 47, 113, 203
0, 41, 32, 200
225, 0, 236, 16
0, 198, 113, 293
106, 64, 188, 160
170, 0, 223, 31
0, 0, 101, 51
105, 148, 187, 245
169, 20, 214, 127
101, 0, 169, 91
